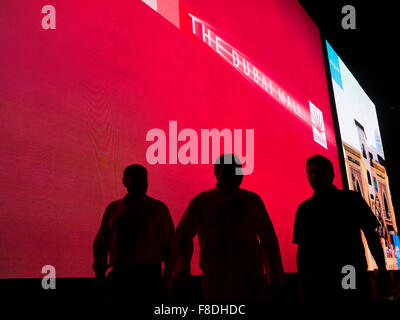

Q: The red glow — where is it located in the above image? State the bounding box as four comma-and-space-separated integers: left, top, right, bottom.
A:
0, 0, 341, 278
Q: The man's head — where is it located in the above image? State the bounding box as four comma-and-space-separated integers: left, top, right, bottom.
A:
122, 164, 148, 198
306, 155, 334, 191
214, 154, 243, 190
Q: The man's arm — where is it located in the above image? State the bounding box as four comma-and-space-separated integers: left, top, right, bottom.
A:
173, 197, 201, 279
292, 205, 305, 273
159, 204, 175, 278
93, 205, 112, 280
255, 196, 285, 286
293, 204, 309, 300
296, 244, 305, 275
357, 195, 386, 270
296, 244, 310, 301
364, 228, 386, 270
359, 195, 391, 295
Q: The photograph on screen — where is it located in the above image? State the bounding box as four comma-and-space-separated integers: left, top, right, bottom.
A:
326, 41, 400, 270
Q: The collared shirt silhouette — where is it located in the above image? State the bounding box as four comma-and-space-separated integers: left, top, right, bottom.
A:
293, 155, 386, 300
93, 164, 175, 302
173, 154, 285, 300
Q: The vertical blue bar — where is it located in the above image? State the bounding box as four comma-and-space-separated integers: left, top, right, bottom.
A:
392, 234, 400, 269
326, 41, 343, 89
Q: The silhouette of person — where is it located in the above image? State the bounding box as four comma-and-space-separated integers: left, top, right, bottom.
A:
173, 154, 285, 300
293, 155, 387, 301
93, 164, 175, 304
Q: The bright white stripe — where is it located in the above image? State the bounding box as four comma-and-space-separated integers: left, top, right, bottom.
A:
142, 0, 157, 11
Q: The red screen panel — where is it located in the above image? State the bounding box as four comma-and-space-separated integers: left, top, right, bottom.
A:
0, 0, 341, 277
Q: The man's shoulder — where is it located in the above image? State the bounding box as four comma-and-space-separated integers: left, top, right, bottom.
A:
335, 188, 364, 204
190, 188, 218, 203
193, 188, 261, 200
188, 188, 240, 205
235, 188, 264, 203
339, 189, 360, 198
102, 199, 127, 220
144, 195, 170, 212
297, 197, 314, 212
107, 199, 126, 211
236, 188, 259, 197
294, 197, 315, 222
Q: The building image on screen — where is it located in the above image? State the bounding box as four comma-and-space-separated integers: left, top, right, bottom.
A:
326, 41, 399, 270
0, 0, 341, 278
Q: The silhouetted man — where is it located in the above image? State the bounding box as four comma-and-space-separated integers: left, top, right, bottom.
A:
173, 154, 285, 300
293, 155, 387, 301
93, 164, 174, 304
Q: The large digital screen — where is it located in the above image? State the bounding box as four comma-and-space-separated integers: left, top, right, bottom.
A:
326, 41, 399, 270
0, 0, 341, 278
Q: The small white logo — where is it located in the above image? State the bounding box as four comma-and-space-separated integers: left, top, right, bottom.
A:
309, 101, 327, 149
